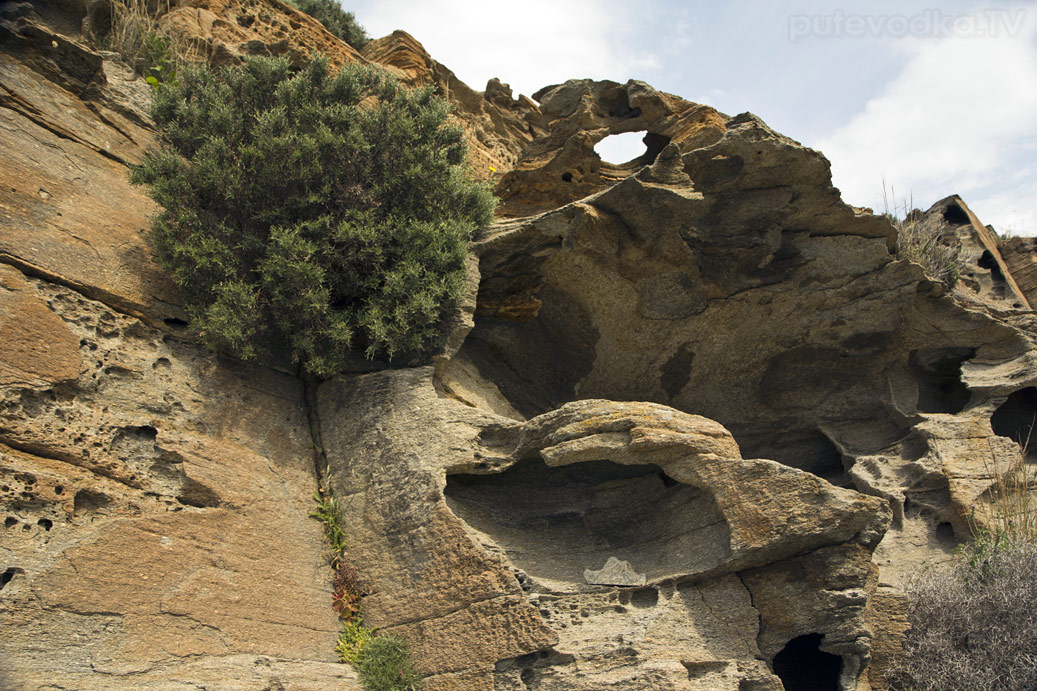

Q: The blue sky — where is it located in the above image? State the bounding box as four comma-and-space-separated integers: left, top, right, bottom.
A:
349, 1, 1037, 235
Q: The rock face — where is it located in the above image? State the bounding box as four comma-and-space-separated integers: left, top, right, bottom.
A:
318, 375, 886, 690
3, 0, 1037, 690
0, 3, 356, 689
909, 194, 1029, 311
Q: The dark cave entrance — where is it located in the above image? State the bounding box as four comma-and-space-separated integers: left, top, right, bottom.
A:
444, 457, 731, 584
909, 347, 975, 414
772, 633, 842, 691
991, 387, 1037, 459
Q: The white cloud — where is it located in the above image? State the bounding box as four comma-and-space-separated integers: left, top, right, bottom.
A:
353, 0, 661, 99
972, 180, 1037, 237
816, 8, 1037, 231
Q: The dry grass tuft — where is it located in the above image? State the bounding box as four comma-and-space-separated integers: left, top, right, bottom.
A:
87, 0, 195, 82
884, 182, 961, 288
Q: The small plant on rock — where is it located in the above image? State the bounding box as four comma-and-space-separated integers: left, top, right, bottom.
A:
331, 560, 364, 620
887, 449, 1037, 690
87, 0, 188, 85
309, 486, 422, 689
884, 183, 960, 289
356, 635, 423, 691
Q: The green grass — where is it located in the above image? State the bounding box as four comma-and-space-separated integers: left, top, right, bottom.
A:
356, 635, 423, 691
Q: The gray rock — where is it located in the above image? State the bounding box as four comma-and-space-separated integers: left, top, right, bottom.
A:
583, 557, 647, 586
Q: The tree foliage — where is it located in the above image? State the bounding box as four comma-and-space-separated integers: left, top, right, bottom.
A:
283, 0, 369, 49
131, 56, 495, 376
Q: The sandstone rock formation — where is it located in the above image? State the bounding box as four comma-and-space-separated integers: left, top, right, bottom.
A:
3, 0, 1037, 690
0, 3, 356, 689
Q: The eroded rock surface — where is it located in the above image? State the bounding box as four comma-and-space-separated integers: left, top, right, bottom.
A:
5, 0, 1037, 689
0, 3, 358, 688
318, 373, 887, 690
0, 263, 354, 689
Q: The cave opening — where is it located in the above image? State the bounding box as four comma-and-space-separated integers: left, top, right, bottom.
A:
942, 202, 970, 225
909, 347, 975, 414
594, 131, 649, 165
991, 387, 1037, 459
736, 428, 850, 487
594, 131, 671, 168
772, 633, 842, 691
445, 457, 731, 585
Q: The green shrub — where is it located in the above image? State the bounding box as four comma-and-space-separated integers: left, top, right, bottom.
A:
283, 0, 369, 49
131, 55, 495, 376
356, 635, 423, 691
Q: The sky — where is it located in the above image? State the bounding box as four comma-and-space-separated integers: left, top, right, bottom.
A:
348, 0, 1037, 235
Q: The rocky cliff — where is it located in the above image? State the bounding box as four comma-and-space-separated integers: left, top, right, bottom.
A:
2, 2, 1036, 690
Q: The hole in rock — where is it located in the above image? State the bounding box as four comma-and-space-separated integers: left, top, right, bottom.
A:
594, 131, 648, 165
991, 387, 1037, 458
0, 567, 23, 590
561, 171, 573, 182
942, 203, 970, 225
73, 489, 110, 515
772, 633, 842, 691
740, 428, 848, 485
936, 521, 957, 545
445, 458, 730, 584
909, 347, 975, 413
37, 518, 52, 531
977, 251, 1007, 284
4, 517, 16, 529
163, 317, 188, 328
629, 587, 659, 608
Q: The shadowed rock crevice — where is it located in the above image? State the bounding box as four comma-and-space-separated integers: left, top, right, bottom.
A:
991, 387, 1037, 457
445, 457, 731, 586
909, 347, 975, 414
772, 633, 841, 691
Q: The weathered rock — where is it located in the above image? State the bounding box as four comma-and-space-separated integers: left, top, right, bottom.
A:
360, 30, 547, 179
318, 370, 888, 689
156, 0, 363, 69
6, 1, 1037, 689
496, 78, 727, 216
0, 263, 352, 689
906, 194, 1029, 310
437, 82, 1037, 688
0, 10, 182, 327
996, 235, 1037, 309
